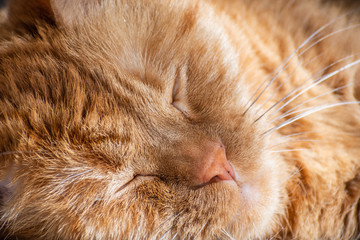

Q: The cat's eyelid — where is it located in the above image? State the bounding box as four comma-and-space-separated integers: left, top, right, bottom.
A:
171, 67, 190, 117
172, 101, 190, 118
172, 74, 181, 101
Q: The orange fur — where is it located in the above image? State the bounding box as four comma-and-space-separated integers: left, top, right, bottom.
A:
0, 0, 360, 239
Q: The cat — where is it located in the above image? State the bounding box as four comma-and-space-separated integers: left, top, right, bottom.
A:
1, 0, 360, 239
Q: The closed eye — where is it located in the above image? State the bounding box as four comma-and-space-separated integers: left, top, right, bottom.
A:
172, 68, 190, 117
115, 174, 158, 193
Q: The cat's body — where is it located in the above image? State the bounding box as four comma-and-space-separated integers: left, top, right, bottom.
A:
1, 0, 360, 239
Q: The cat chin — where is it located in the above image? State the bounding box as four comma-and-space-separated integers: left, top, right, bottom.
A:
192, 156, 284, 238
202, 184, 279, 239
227, 151, 286, 238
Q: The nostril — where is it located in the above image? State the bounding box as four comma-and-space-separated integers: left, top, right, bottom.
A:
195, 142, 236, 185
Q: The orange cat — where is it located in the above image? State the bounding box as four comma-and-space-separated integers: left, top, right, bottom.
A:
1, 0, 360, 239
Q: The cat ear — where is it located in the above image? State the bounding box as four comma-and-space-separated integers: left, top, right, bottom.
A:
8, 0, 91, 27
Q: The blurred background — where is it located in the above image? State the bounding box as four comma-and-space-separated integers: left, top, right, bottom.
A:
0, 0, 6, 8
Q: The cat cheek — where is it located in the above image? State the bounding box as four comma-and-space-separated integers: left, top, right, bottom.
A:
241, 183, 260, 204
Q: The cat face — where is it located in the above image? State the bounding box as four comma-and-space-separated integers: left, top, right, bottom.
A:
0, 0, 290, 239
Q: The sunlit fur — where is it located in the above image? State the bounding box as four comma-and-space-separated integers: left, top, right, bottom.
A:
0, 0, 360, 239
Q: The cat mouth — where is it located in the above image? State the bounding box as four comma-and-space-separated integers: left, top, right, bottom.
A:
190, 176, 238, 190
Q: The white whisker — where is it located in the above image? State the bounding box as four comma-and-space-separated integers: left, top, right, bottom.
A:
270, 148, 308, 153
0, 220, 8, 235
280, 168, 302, 186
47, 169, 94, 196
268, 139, 320, 149
253, 51, 328, 117
264, 101, 360, 136
254, 24, 360, 118
220, 229, 235, 240
269, 229, 282, 240
158, 227, 172, 240
299, 24, 360, 60
269, 131, 312, 142
151, 210, 183, 238
243, 9, 358, 115
267, 84, 351, 126
193, 223, 207, 239
255, 56, 356, 123
171, 233, 178, 240
265, 59, 360, 121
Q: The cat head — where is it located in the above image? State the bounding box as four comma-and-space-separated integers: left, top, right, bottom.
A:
0, 0, 286, 238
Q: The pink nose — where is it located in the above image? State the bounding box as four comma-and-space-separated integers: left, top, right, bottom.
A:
196, 143, 236, 185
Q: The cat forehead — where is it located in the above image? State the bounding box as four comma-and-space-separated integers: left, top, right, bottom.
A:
52, 1, 233, 69
5, 0, 238, 74
2, 0, 241, 127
